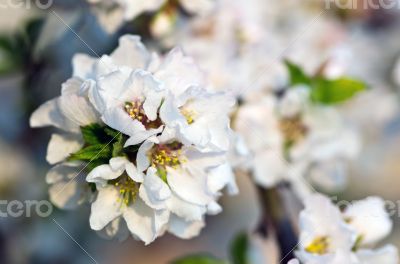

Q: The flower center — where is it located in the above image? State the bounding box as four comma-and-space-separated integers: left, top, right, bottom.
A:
111, 175, 139, 206
180, 108, 196, 124
279, 115, 308, 144
149, 142, 184, 181
305, 236, 330, 255
124, 101, 162, 129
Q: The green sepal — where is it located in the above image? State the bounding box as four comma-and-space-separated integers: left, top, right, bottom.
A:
68, 144, 112, 162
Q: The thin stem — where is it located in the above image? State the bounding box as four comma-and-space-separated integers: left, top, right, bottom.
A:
255, 185, 298, 262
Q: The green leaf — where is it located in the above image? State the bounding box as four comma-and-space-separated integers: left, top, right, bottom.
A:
230, 232, 249, 264
104, 127, 120, 138
81, 124, 105, 145
69, 144, 112, 162
172, 255, 226, 264
112, 132, 125, 157
285, 60, 312, 86
310, 77, 366, 104
0, 36, 22, 74
23, 18, 45, 47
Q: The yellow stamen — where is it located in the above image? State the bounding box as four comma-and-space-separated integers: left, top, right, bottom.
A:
305, 236, 330, 255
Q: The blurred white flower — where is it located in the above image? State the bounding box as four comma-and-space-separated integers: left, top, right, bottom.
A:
295, 193, 398, 264
235, 86, 360, 197
88, 0, 215, 33
343, 197, 392, 246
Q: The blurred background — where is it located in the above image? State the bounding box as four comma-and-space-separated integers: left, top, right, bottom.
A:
0, 0, 400, 263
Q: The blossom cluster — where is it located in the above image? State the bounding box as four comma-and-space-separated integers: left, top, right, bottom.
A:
293, 193, 398, 264
25, 0, 400, 262
234, 63, 362, 198
30, 35, 237, 244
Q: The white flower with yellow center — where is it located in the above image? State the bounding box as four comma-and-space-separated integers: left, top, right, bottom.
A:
31, 34, 237, 244
81, 35, 209, 147
235, 87, 360, 197
160, 86, 235, 152
85, 129, 237, 243
138, 132, 238, 233
296, 194, 399, 264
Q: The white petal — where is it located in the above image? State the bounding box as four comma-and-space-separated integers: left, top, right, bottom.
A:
58, 93, 100, 126
95, 69, 131, 112
123, 126, 163, 146
123, 198, 165, 245
166, 192, 206, 221
154, 47, 205, 96
111, 35, 151, 69
109, 157, 129, 171
89, 186, 123, 231
253, 149, 286, 188
61, 77, 83, 95
72, 53, 96, 79
207, 201, 222, 215
125, 162, 144, 183
207, 163, 238, 195
356, 245, 399, 264
30, 98, 78, 132
102, 107, 145, 137
159, 95, 186, 127
86, 164, 123, 187
47, 163, 88, 210
49, 180, 86, 210
46, 162, 81, 184
167, 215, 205, 239
139, 168, 171, 210
136, 138, 156, 172
97, 217, 130, 242
343, 196, 392, 245
46, 133, 83, 165
93, 55, 119, 78
166, 167, 213, 206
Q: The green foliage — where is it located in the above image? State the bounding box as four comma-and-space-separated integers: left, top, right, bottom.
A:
310, 77, 367, 105
172, 255, 227, 264
285, 60, 366, 105
0, 18, 45, 75
285, 60, 312, 86
81, 124, 107, 145
69, 144, 112, 162
68, 124, 131, 170
0, 35, 23, 74
230, 232, 249, 264
112, 132, 125, 157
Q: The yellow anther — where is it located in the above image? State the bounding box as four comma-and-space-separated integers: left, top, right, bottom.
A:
279, 115, 308, 144
180, 108, 196, 124
305, 236, 330, 255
